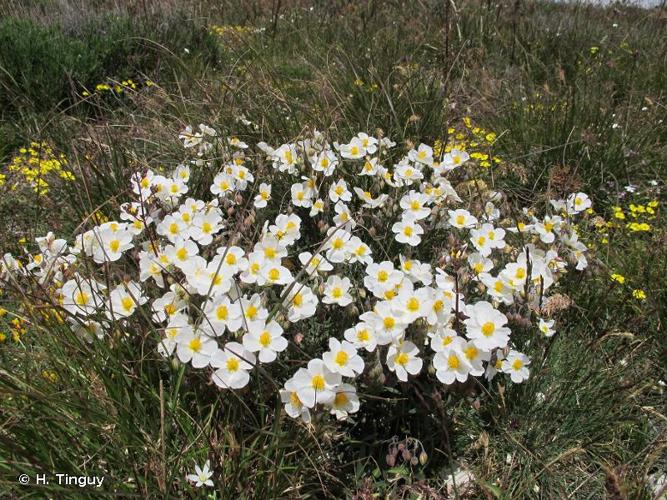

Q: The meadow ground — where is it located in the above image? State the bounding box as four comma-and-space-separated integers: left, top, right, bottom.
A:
0, 0, 665, 498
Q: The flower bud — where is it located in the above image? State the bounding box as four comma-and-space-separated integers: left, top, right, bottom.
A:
419, 451, 428, 465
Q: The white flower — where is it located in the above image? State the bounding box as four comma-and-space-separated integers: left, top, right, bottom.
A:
441, 150, 469, 171
322, 338, 364, 377
258, 263, 293, 286
502, 350, 530, 383
312, 150, 337, 176
400, 190, 431, 220
291, 182, 313, 208
190, 210, 223, 245
292, 359, 342, 407
202, 295, 242, 336
322, 275, 354, 307
386, 341, 423, 381
344, 322, 377, 352
433, 339, 472, 385
538, 318, 556, 337
392, 215, 423, 246
254, 183, 272, 208
566, 192, 591, 214
399, 256, 433, 285
364, 261, 404, 298
346, 236, 373, 265
61, 278, 105, 316
280, 376, 311, 423
186, 460, 214, 488
324, 227, 352, 263
448, 209, 478, 229
158, 313, 191, 357
91, 226, 134, 263
242, 320, 288, 363
298, 251, 333, 275
339, 137, 366, 159
211, 342, 256, 389
395, 282, 433, 323
176, 331, 217, 368
464, 301, 511, 350
429, 327, 459, 353
107, 281, 147, 319
284, 283, 319, 322
356, 132, 378, 154
327, 383, 360, 420
329, 179, 352, 203
409, 143, 433, 165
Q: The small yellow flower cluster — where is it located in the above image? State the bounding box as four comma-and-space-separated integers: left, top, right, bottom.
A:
351, 78, 379, 92
602, 200, 659, 235
82, 78, 155, 97
610, 273, 625, 284
433, 118, 503, 168
609, 273, 648, 302
2, 316, 29, 343
41, 370, 59, 384
5, 142, 74, 196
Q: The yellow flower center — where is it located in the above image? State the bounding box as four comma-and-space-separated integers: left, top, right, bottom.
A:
121, 297, 134, 311
464, 346, 478, 360
216, 306, 228, 321
311, 374, 325, 391
455, 215, 465, 226
259, 331, 271, 347
481, 322, 495, 336
246, 305, 257, 319
448, 353, 460, 369
395, 352, 409, 366
332, 287, 343, 299
512, 359, 523, 370
290, 391, 301, 407
109, 239, 120, 253
268, 268, 280, 281
334, 392, 348, 406
189, 337, 202, 353
74, 291, 90, 306
383, 317, 395, 329
176, 247, 188, 260
226, 357, 239, 372
407, 297, 420, 312
335, 351, 349, 366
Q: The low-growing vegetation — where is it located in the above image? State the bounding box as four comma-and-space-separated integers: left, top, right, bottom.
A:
0, 0, 665, 498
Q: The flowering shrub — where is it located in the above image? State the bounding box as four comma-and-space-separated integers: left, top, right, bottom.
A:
0, 124, 593, 424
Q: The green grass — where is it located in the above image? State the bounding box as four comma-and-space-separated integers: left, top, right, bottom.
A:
0, 0, 665, 498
